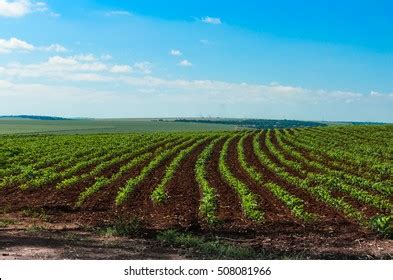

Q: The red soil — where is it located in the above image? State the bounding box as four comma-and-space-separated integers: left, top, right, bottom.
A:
0, 132, 387, 256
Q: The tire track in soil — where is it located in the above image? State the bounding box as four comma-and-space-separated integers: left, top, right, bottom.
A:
116, 139, 209, 230
243, 132, 347, 224
263, 131, 381, 220
227, 134, 296, 225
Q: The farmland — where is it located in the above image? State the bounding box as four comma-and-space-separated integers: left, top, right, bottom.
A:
0, 125, 392, 259
0, 118, 237, 134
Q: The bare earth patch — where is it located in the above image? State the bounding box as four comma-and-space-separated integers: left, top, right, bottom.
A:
0, 213, 392, 260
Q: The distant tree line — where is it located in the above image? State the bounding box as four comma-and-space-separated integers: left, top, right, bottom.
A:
0, 115, 71, 120
174, 119, 327, 129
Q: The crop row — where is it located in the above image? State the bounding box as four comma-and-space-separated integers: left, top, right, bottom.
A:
237, 133, 315, 222
266, 130, 392, 213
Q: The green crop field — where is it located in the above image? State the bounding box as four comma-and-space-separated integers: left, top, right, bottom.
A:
0, 118, 237, 135
0, 124, 392, 259
1, 125, 392, 231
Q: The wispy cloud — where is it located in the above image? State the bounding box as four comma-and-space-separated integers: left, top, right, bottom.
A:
70, 54, 97, 62
101, 54, 112, 60
0, 56, 367, 105
0, 55, 152, 78
0, 0, 57, 18
40, 44, 68, 53
110, 65, 132, 73
104, 10, 132, 16
2, 73, 391, 121
178, 60, 192, 67
133, 61, 152, 74
0, 38, 69, 54
1, 53, 392, 121
200, 16, 222, 25
170, 49, 182, 56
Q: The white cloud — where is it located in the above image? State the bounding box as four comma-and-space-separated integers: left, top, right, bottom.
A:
0, 55, 154, 80
201, 16, 222, 25
32, 1, 47, 12
110, 65, 132, 73
1, 50, 393, 122
105, 10, 131, 16
101, 54, 112, 60
170, 49, 182, 56
1, 56, 392, 113
2, 76, 392, 122
0, 79, 116, 116
71, 53, 97, 62
0, 37, 34, 53
178, 60, 192, 67
133, 61, 152, 74
0, 58, 344, 102
0, 38, 69, 54
49, 11, 59, 17
41, 43, 67, 52
200, 39, 210, 45
0, 0, 51, 17
47, 56, 78, 65
0, 56, 108, 78
48, 56, 107, 71
0, 0, 31, 17
0, 79, 13, 88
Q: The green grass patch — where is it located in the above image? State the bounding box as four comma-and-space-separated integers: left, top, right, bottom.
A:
21, 207, 48, 221
0, 218, 15, 227
97, 218, 142, 237
157, 230, 258, 259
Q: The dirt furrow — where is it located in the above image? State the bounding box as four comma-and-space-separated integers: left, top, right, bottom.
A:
227, 135, 296, 224
268, 132, 381, 219
115, 140, 208, 229
249, 132, 360, 226
0, 139, 178, 221
278, 132, 389, 196
204, 137, 251, 231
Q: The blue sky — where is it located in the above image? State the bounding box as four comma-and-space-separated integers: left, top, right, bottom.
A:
0, 0, 392, 122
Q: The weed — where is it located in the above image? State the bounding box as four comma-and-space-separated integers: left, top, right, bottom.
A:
370, 215, 392, 238
0, 218, 15, 228
98, 218, 141, 237
21, 207, 48, 221
26, 224, 46, 232
157, 230, 257, 259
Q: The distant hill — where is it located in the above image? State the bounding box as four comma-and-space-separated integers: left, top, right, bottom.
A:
0, 115, 71, 121
321, 121, 387, 125
174, 118, 327, 129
